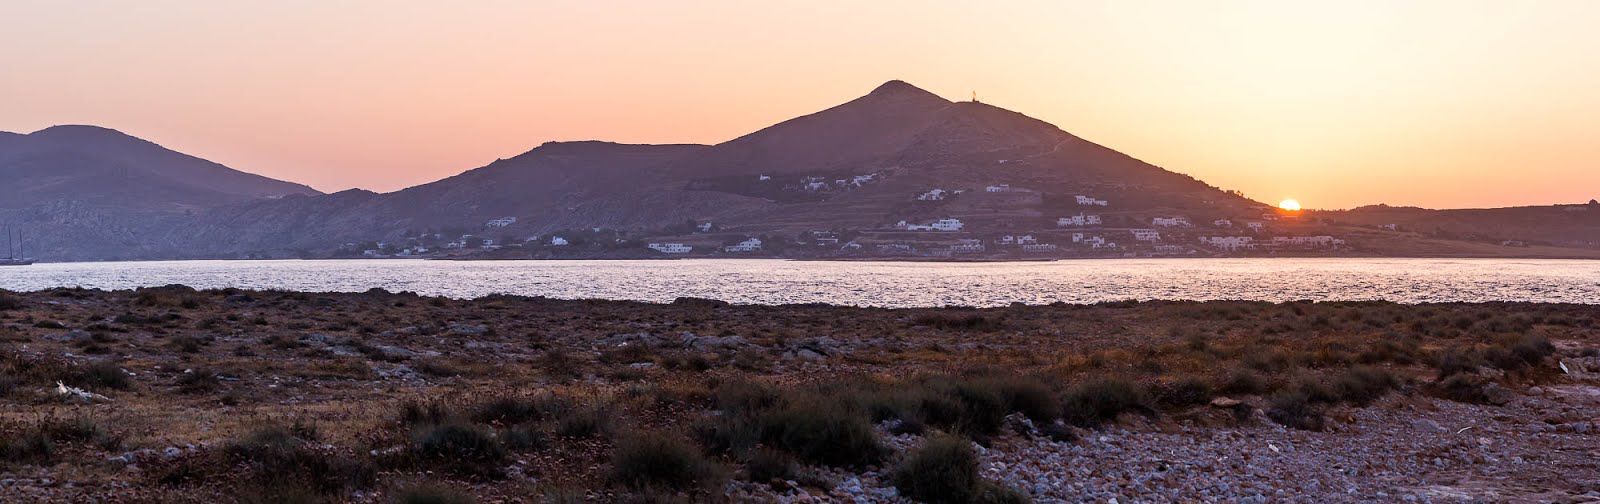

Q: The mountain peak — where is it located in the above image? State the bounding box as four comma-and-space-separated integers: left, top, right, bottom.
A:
865, 80, 947, 103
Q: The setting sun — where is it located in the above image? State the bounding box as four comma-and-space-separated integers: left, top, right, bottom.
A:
1279, 199, 1303, 211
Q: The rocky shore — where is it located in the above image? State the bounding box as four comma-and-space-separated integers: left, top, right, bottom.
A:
0, 287, 1596, 503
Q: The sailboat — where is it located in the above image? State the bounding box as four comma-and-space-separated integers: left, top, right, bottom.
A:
1, 224, 34, 266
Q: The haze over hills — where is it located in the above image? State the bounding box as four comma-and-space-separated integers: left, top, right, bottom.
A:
4, 82, 1598, 261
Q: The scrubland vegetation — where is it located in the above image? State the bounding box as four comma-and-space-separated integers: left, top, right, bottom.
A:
0, 286, 1595, 501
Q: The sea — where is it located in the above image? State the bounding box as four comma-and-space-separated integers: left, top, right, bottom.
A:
1, 258, 1596, 308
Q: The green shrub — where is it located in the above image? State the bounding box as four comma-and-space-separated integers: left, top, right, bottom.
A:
1329, 366, 1399, 406
893, 435, 1030, 504
68, 361, 131, 391
1217, 369, 1267, 396
744, 449, 796, 484
1151, 377, 1213, 407
1265, 392, 1323, 431
761, 400, 884, 467
1060, 378, 1151, 427
690, 415, 761, 456
608, 434, 721, 491
399, 399, 453, 426
414, 423, 505, 464
555, 407, 610, 439
998, 379, 1058, 424
226, 426, 375, 495
472, 395, 570, 425
0, 430, 53, 464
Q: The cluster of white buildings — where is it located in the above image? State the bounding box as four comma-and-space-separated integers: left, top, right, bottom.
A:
1200, 236, 1256, 251
1271, 236, 1345, 249
1131, 229, 1162, 241
724, 237, 763, 253
800, 173, 881, 192
917, 188, 950, 201
1152, 216, 1191, 228
1075, 195, 1110, 206
550, 236, 569, 246
1056, 214, 1103, 227
949, 239, 986, 254
1072, 233, 1117, 249
1213, 219, 1233, 228
897, 219, 964, 231
994, 235, 1040, 246
985, 184, 1016, 193
485, 217, 517, 228
648, 243, 693, 254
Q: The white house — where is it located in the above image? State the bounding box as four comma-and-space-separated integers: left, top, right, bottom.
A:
550, 236, 570, 246
1213, 219, 1233, 228
1131, 229, 1162, 241
724, 237, 763, 253
1075, 195, 1110, 206
1152, 217, 1191, 228
806, 181, 827, 191
1270, 236, 1344, 248
1378, 224, 1398, 231
994, 235, 1017, 246
1201, 236, 1255, 251
486, 217, 518, 228
917, 189, 949, 201
985, 184, 1012, 193
1246, 222, 1265, 231
1071, 233, 1086, 243
697, 222, 714, 232
648, 243, 693, 254
949, 239, 986, 254
1056, 214, 1102, 227
931, 218, 964, 231
878, 243, 914, 255
1021, 243, 1058, 252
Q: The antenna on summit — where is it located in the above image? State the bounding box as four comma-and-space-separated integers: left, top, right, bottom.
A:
971, 90, 979, 103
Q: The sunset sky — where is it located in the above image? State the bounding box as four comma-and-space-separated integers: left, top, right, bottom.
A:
3, 0, 1598, 210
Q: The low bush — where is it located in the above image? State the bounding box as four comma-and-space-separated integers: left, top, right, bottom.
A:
1329, 366, 1399, 406
609, 433, 721, 491
690, 415, 761, 456
225, 425, 375, 495
554, 407, 610, 439
893, 435, 1029, 504
68, 361, 131, 391
472, 394, 570, 425
1151, 376, 1213, 407
761, 400, 884, 467
1265, 391, 1323, 431
413, 423, 506, 467
912, 314, 1008, 332
1060, 378, 1151, 427
744, 448, 796, 484
997, 379, 1058, 424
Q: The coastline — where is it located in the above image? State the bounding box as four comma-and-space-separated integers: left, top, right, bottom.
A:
0, 287, 1597, 501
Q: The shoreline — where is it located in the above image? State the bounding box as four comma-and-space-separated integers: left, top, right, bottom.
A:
1, 287, 1598, 501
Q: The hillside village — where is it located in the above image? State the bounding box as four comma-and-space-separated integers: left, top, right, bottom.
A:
343, 178, 1372, 261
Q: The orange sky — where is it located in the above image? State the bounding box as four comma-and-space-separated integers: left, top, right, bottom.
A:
3, 1, 1598, 210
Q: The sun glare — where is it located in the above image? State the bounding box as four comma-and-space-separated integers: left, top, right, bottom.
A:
1278, 199, 1302, 211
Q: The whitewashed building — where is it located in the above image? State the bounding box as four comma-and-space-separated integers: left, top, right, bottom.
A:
1270, 236, 1344, 248
486, 217, 518, 228
949, 239, 986, 254
1057, 214, 1102, 227
1201, 236, 1255, 251
724, 237, 763, 253
550, 236, 570, 246
985, 184, 1012, 193
1213, 219, 1233, 228
1021, 243, 1058, 253
648, 243, 693, 254
917, 189, 949, 201
1131, 229, 1162, 241
1075, 195, 1110, 206
1152, 217, 1191, 228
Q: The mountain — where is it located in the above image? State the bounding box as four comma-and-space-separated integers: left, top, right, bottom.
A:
8, 81, 1597, 261
0, 125, 319, 212
0, 125, 320, 260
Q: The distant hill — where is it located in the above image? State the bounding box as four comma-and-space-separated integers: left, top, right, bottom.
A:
0, 125, 319, 212
6, 83, 1598, 261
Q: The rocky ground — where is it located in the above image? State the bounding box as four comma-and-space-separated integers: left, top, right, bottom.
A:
0, 287, 1596, 503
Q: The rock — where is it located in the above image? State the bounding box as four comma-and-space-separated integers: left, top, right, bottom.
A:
1528, 386, 1544, 395
1209, 397, 1242, 408
1411, 419, 1445, 433
796, 349, 826, 361
447, 323, 488, 336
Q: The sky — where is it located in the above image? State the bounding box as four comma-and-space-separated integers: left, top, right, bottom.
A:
3, 1, 1598, 210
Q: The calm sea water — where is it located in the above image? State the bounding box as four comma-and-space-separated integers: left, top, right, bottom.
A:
0, 258, 1596, 308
